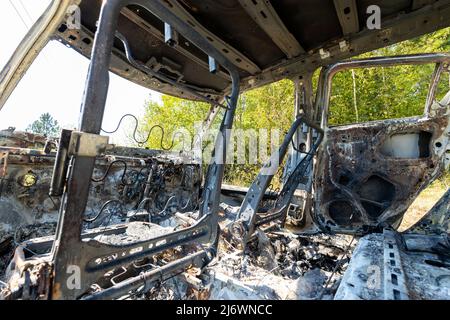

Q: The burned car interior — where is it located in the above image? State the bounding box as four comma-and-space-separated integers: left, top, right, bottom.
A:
0, 0, 449, 300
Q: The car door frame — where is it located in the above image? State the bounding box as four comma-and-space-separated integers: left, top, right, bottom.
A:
312, 53, 450, 234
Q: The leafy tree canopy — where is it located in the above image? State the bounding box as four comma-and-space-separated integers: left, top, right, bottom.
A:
26, 113, 61, 137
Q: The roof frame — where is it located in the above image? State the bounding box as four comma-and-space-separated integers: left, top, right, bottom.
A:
333, 0, 360, 35
237, 1, 450, 93
237, 0, 304, 58
120, 7, 231, 81
158, 0, 261, 75
412, 0, 437, 10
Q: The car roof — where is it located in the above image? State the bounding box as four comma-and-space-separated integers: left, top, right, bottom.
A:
56, 0, 450, 101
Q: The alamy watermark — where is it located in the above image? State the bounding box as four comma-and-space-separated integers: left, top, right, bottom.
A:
63, 4, 382, 33
66, 265, 81, 290
366, 5, 382, 30
141, 122, 284, 175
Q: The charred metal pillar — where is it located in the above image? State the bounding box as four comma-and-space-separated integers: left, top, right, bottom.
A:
286, 74, 315, 180
235, 116, 323, 247
282, 73, 316, 221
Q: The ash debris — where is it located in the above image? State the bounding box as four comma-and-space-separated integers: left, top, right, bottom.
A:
139, 204, 357, 301
208, 228, 355, 300
0, 222, 56, 283
0, 202, 356, 300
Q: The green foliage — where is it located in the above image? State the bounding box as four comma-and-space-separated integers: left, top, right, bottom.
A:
26, 113, 61, 137
139, 95, 211, 150
139, 28, 450, 187
328, 64, 439, 125
223, 79, 294, 186
440, 169, 450, 187
328, 27, 450, 126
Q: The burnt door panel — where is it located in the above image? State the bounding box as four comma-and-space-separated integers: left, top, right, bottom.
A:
315, 115, 448, 233
313, 54, 450, 234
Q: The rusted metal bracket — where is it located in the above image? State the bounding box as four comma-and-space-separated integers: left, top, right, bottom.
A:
156, 0, 260, 75
0, 152, 8, 178
383, 230, 409, 300
0, 151, 9, 198
119, 7, 231, 82
67, 132, 109, 157
333, 0, 359, 35
283, 74, 315, 189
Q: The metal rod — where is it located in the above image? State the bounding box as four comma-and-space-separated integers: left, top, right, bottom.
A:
115, 32, 228, 110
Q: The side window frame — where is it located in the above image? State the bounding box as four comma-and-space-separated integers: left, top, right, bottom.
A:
316, 54, 450, 129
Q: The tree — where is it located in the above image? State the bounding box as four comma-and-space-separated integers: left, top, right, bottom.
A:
26, 113, 61, 137
139, 27, 450, 186
139, 96, 211, 150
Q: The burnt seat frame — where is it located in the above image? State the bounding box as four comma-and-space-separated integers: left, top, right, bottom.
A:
33, 0, 242, 300
234, 115, 324, 248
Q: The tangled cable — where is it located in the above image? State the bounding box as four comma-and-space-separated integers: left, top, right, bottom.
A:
83, 199, 125, 223
91, 159, 148, 186
101, 113, 202, 151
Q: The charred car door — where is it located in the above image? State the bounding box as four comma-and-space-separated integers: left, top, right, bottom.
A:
313, 54, 450, 234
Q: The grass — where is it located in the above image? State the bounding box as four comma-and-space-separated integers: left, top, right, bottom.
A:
399, 173, 449, 231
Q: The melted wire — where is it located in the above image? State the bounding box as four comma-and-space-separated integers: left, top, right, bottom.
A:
83, 199, 125, 223
101, 113, 202, 151
139, 196, 192, 222
91, 159, 148, 186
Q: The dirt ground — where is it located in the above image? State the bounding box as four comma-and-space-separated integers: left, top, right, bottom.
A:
399, 180, 448, 231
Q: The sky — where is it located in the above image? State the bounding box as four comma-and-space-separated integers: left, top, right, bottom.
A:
0, 0, 162, 144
